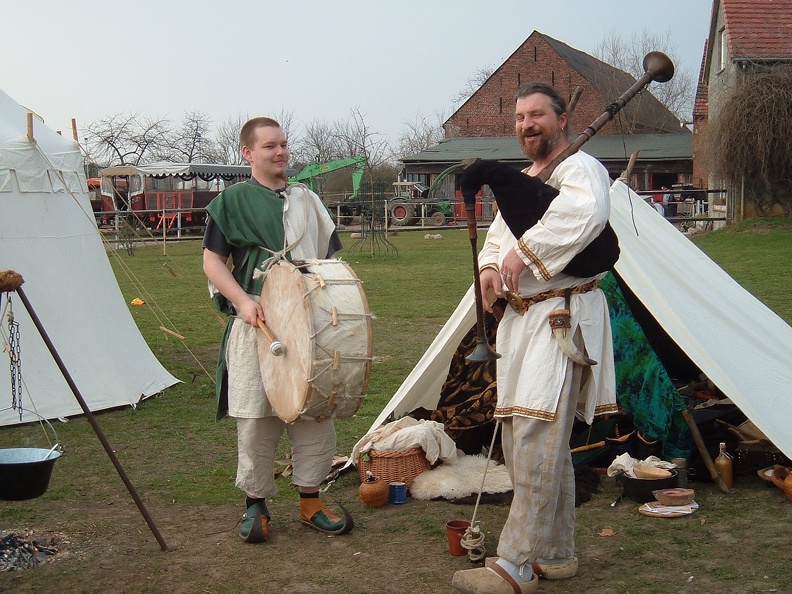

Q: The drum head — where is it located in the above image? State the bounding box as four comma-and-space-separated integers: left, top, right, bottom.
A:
257, 262, 313, 422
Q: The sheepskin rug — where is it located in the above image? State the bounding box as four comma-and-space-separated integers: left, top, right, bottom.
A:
410, 453, 512, 501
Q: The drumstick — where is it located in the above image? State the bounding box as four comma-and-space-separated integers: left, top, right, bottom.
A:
256, 318, 286, 356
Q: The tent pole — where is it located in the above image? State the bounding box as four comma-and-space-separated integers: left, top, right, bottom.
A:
26, 112, 34, 143
15, 283, 170, 551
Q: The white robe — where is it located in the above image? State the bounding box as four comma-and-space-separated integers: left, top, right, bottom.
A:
477, 151, 617, 424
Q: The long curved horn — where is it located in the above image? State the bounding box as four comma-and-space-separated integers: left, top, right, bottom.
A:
548, 309, 597, 366
537, 51, 674, 183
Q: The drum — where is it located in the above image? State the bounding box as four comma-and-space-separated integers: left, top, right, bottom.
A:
257, 259, 373, 422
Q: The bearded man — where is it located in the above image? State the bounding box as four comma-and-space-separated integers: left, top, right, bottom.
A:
452, 82, 617, 594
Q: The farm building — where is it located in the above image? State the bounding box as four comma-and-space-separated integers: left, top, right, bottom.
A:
402, 31, 693, 205
693, 0, 792, 219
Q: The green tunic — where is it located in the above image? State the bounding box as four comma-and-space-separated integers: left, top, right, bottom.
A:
204, 182, 288, 419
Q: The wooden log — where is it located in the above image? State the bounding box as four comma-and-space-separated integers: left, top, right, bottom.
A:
570, 440, 606, 454
682, 409, 731, 494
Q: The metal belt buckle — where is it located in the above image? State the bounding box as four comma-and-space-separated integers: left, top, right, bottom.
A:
504, 291, 525, 315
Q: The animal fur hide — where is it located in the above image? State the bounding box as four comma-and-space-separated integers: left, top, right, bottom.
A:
410, 453, 512, 501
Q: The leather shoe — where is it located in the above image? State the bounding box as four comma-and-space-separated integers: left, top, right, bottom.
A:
239, 501, 270, 543
300, 498, 353, 535
485, 556, 578, 580
452, 565, 538, 593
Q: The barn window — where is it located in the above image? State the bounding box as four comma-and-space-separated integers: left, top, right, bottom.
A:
499, 97, 503, 113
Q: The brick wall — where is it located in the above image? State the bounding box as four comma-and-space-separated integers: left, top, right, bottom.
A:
446, 33, 625, 138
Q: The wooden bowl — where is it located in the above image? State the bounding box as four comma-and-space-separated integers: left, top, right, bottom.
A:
652, 488, 695, 506
634, 464, 672, 479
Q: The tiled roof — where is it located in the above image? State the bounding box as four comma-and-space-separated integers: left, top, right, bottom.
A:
401, 133, 692, 165
539, 33, 684, 133
693, 40, 709, 120
723, 0, 792, 60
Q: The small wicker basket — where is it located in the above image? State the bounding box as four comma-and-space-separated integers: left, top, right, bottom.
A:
357, 447, 431, 488
652, 488, 695, 506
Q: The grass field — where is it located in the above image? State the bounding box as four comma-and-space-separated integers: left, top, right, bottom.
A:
1, 220, 791, 593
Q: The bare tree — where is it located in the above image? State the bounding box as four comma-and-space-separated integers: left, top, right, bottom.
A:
704, 65, 792, 216
85, 113, 171, 166
593, 29, 696, 125
393, 111, 446, 159
291, 118, 340, 167
333, 107, 390, 167
272, 108, 298, 147
452, 65, 496, 109
161, 110, 221, 163
215, 113, 249, 165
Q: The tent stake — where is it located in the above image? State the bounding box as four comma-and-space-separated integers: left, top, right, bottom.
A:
15, 283, 170, 551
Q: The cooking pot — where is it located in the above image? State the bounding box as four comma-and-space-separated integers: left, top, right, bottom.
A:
0, 447, 62, 500
618, 468, 678, 503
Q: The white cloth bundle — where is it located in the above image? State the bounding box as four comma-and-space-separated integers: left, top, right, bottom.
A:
351, 417, 458, 465
606, 453, 676, 478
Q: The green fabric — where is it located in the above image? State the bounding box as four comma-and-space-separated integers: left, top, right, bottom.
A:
602, 272, 692, 460
205, 182, 286, 302
205, 182, 287, 420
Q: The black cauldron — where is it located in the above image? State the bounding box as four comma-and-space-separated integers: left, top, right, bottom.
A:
0, 447, 62, 500
618, 469, 679, 503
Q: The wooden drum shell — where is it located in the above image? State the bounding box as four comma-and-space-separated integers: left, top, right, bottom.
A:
257, 259, 372, 422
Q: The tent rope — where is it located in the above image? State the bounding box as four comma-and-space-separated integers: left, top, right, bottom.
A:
30, 139, 216, 385
460, 418, 502, 562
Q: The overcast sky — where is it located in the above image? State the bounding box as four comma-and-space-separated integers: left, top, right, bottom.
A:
2, 1, 713, 150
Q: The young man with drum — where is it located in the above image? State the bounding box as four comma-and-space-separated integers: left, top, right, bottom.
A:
202, 117, 350, 542
451, 83, 617, 593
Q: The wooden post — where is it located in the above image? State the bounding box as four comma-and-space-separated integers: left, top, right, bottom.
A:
26, 112, 34, 143
71, 118, 79, 142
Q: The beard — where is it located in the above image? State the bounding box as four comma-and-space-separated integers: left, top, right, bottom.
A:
518, 127, 562, 162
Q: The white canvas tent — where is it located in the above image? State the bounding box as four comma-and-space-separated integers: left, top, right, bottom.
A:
0, 89, 179, 427
364, 178, 792, 460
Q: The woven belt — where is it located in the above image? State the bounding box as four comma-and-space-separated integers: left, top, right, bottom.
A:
504, 279, 600, 315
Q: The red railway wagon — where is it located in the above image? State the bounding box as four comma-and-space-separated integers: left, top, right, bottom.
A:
98, 162, 251, 229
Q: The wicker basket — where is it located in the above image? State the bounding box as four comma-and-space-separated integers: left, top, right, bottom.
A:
357, 447, 431, 488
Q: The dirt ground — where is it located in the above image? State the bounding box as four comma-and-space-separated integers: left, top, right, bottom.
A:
1, 464, 791, 594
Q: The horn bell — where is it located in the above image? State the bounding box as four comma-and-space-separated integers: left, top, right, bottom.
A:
466, 339, 501, 363
643, 51, 675, 83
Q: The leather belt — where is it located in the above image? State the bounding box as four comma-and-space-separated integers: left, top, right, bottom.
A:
504, 279, 601, 315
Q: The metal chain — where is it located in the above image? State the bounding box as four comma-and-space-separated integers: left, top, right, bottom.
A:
5, 295, 23, 421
